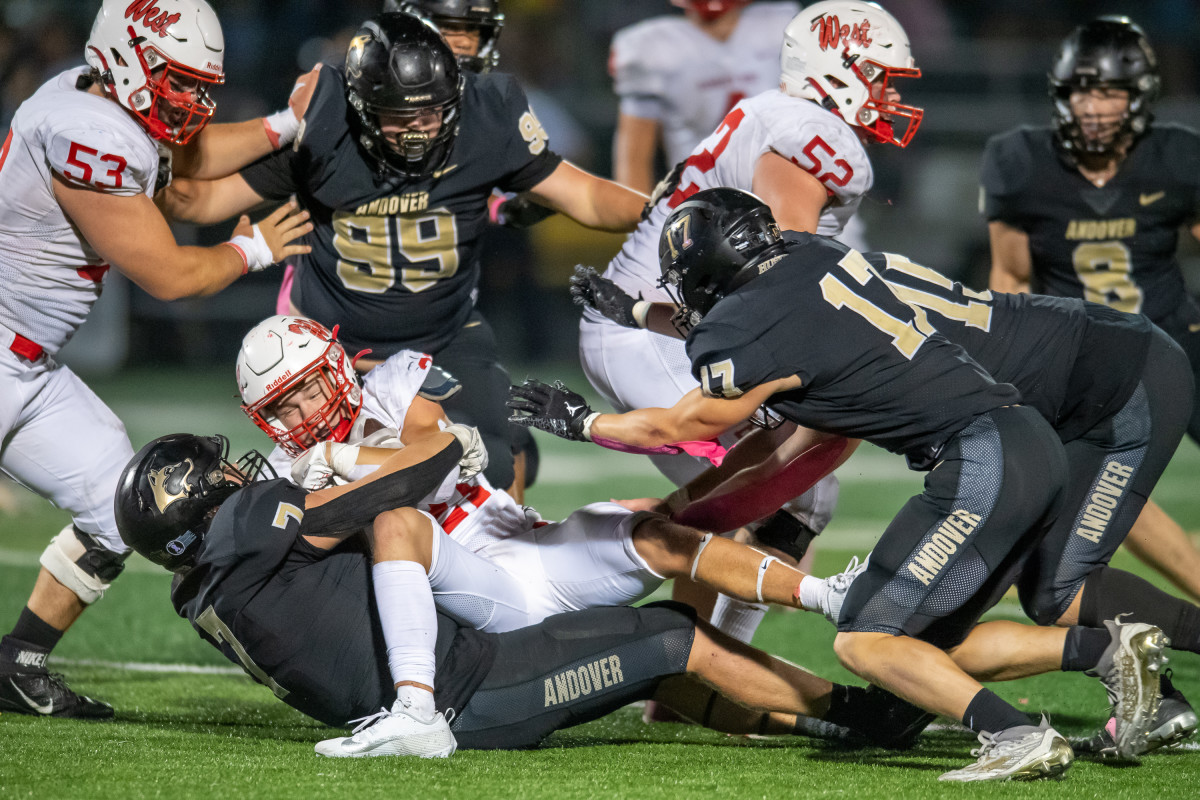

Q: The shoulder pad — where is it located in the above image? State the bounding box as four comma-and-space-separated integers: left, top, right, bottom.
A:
418, 364, 461, 402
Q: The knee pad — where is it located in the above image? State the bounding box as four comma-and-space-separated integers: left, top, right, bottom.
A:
39, 525, 129, 605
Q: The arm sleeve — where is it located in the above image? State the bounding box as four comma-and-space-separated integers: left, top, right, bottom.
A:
239, 145, 301, 201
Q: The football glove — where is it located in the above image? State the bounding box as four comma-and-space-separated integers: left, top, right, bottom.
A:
641, 159, 686, 220
507, 379, 599, 442
488, 192, 557, 229
569, 265, 648, 328
443, 423, 488, 479
291, 441, 361, 490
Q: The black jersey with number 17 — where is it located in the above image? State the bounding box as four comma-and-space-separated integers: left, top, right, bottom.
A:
865, 245, 1151, 443
685, 234, 1019, 468
240, 64, 562, 356
981, 124, 1200, 323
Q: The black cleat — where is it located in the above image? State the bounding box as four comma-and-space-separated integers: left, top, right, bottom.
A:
0, 666, 114, 719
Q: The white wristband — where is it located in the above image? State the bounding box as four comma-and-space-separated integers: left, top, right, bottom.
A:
580, 411, 601, 442
326, 441, 361, 479
263, 108, 300, 149
225, 224, 275, 274
632, 300, 652, 329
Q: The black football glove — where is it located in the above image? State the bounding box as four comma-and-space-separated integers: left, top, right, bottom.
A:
507, 379, 598, 442
569, 265, 643, 328
489, 192, 557, 229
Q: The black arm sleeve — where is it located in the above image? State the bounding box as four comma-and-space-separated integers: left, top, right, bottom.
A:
300, 439, 464, 537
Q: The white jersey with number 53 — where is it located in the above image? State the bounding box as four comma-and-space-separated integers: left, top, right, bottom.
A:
601, 89, 873, 303
0, 67, 160, 355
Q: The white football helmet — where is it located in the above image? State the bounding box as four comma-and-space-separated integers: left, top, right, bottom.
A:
780, 1, 923, 147
236, 316, 364, 457
85, 0, 225, 145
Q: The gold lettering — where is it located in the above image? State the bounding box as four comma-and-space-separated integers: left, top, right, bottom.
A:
544, 679, 557, 707
586, 661, 603, 692
600, 659, 612, 687
908, 563, 935, 586
1065, 218, 1137, 241
554, 672, 570, 701
609, 655, 624, 684
1106, 461, 1134, 479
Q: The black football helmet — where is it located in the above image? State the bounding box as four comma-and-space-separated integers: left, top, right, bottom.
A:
658, 188, 784, 331
385, 0, 504, 73
1049, 16, 1160, 159
114, 434, 269, 572
345, 12, 465, 177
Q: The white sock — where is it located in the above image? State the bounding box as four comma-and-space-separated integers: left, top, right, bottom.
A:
395, 684, 437, 722
709, 594, 768, 644
373, 561, 438, 696
797, 575, 827, 613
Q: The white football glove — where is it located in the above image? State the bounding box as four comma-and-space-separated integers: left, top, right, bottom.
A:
442, 423, 488, 480
290, 441, 361, 490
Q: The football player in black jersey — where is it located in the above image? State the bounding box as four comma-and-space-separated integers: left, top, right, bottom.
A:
385, 0, 504, 74
982, 15, 1200, 609
512, 188, 1180, 779
113, 431, 941, 757
160, 12, 646, 498
574, 220, 1200, 754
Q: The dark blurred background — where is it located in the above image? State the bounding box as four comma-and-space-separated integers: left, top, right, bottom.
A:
3, 0, 1199, 375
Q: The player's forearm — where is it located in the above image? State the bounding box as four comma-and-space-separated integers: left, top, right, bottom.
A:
159, 177, 262, 225
590, 407, 727, 449
172, 120, 275, 180
582, 178, 648, 232
125, 244, 249, 300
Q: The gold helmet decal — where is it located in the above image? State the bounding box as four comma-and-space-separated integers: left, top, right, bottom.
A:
147, 459, 197, 514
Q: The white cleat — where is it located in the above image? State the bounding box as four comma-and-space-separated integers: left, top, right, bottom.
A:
939, 717, 1073, 782
315, 700, 457, 759
1086, 615, 1169, 760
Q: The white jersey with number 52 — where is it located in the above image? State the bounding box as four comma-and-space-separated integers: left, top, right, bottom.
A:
0, 67, 160, 355
600, 89, 873, 303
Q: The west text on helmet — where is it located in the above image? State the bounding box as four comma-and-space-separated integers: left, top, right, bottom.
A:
1074, 461, 1134, 544
906, 509, 982, 586
125, 0, 181, 38
544, 655, 624, 707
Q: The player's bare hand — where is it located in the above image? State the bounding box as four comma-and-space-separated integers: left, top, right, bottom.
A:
242, 201, 313, 263
569, 265, 643, 327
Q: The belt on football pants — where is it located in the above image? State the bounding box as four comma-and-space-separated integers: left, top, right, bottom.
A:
8, 332, 44, 361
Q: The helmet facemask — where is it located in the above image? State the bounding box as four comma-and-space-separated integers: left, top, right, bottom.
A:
349, 89, 463, 178
84, 1, 225, 146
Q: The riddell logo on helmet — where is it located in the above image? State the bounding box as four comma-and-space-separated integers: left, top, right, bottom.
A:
265, 370, 294, 392
811, 15, 873, 52
125, 0, 182, 39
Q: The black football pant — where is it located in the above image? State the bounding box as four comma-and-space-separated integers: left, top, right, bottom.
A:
1017, 326, 1193, 624
838, 406, 1067, 650
432, 310, 529, 490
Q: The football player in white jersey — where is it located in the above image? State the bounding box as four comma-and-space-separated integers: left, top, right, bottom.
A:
580, 0, 922, 655
0, 0, 313, 719
234, 315, 872, 744
611, 0, 801, 194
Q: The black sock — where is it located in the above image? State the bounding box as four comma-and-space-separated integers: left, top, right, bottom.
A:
962, 688, 1033, 734
1161, 670, 1177, 698
1079, 566, 1200, 653
1061, 625, 1112, 672
0, 608, 63, 671
820, 684, 865, 729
